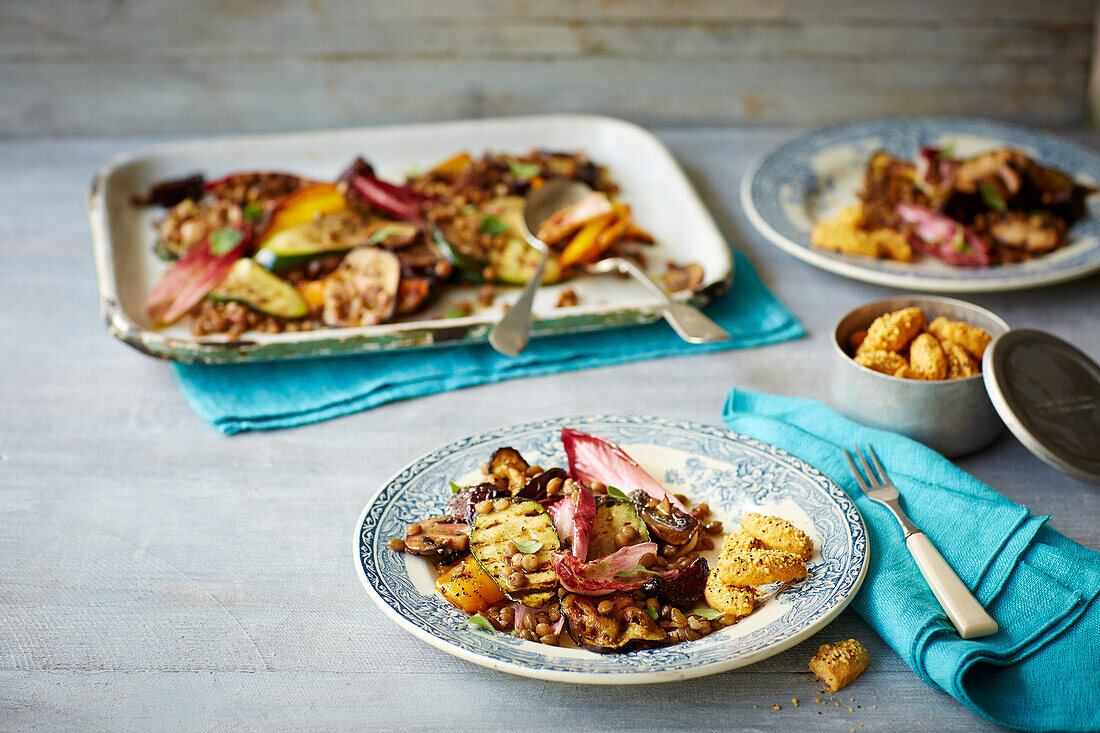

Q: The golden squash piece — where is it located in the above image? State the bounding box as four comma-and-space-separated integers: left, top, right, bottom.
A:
927, 317, 992, 360
908, 333, 948, 381
740, 513, 813, 560
854, 349, 912, 378
809, 639, 870, 692
703, 571, 756, 618
717, 548, 807, 587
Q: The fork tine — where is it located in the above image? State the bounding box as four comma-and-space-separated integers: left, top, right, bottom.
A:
855, 447, 881, 488
866, 445, 895, 489
843, 448, 871, 494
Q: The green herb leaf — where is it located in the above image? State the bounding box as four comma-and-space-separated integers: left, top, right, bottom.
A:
979, 182, 1008, 213
208, 228, 244, 255
443, 307, 469, 319
512, 538, 543, 554
465, 614, 495, 632
243, 202, 265, 221
479, 215, 510, 235
606, 486, 631, 502
938, 142, 956, 161
645, 606, 659, 621
509, 161, 541, 180
615, 565, 659, 579
1029, 209, 1049, 218
405, 166, 423, 178
461, 203, 477, 215
370, 225, 404, 244
691, 608, 725, 620
449, 481, 463, 494
951, 229, 972, 254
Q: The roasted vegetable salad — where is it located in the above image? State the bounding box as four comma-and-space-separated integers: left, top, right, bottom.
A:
387, 428, 815, 653
136, 150, 696, 337
812, 145, 1096, 267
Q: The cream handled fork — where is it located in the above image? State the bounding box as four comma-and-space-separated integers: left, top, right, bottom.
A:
844, 446, 999, 640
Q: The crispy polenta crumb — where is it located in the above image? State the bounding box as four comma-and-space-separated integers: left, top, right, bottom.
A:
854, 349, 911, 378
861, 307, 926, 353
810, 639, 870, 692
773, 704, 781, 711
927, 316, 992, 360
908, 333, 947, 380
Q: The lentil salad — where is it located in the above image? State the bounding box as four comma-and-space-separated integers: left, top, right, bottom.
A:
387, 428, 813, 653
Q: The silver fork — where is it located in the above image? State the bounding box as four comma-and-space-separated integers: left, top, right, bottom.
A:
844, 446, 999, 639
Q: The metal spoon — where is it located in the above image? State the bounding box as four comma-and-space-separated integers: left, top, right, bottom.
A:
586, 258, 730, 344
488, 179, 730, 354
488, 179, 592, 356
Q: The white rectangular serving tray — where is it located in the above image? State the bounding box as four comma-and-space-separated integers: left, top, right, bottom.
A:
88, 115, 734, 363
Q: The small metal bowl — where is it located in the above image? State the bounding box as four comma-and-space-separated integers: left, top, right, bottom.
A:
832, 295, 1010, 457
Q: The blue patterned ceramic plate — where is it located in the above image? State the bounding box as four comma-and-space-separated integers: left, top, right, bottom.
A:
355, 415, 867, 683
742, 117, 1100, 292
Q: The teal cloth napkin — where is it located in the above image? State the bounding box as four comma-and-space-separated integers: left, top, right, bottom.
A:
722, 389, 1100, 733
173, 251, 803, 433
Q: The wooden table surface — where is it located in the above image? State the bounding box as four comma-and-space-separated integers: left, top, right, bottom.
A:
2, 127, 1097, 731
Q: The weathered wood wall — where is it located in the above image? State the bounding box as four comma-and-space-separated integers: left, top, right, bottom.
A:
1, 0, 1094, 136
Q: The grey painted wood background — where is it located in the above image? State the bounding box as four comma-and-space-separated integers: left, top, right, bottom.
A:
2, 0, 1096, 136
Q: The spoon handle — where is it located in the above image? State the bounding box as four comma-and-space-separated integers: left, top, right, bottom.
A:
604, 258, 730, 344
488, 249, 549, 356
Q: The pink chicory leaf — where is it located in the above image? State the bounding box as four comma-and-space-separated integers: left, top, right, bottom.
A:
561, 428, 687, 512
552, 542, 676, 596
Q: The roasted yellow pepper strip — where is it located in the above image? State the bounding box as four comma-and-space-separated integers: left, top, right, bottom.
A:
435, 555, 505, 615
596, 203, 631, 249
559, 213, 614, 267
429, 152, 473, 179
257, 183, 347, 247
297, 279, 326, 312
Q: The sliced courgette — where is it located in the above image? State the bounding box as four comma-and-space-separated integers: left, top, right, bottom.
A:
209, 258, 308, 319
482, 197, 563, 285
470, 499, 560, 606
255, 209, 383, 271
321, 246, 401, 327
586, 497, 651, 561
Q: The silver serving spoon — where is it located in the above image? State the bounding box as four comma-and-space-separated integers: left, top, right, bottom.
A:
489, 179, 592, 356
488, 180, 730, 355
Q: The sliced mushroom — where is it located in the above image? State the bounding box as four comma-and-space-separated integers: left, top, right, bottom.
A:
402, 515, 470, 564
661, 262, 705, 293
631, 490, 700, 546
489, 447, 530, 494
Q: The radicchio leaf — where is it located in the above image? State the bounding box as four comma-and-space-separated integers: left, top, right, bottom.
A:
552, 543, 676, 596
561, 428, 687, 512
546, 481, 596, 561
896, 203, 992, 267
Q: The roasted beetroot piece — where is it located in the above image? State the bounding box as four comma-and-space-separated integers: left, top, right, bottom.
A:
643, 557, 709, 607
515, 467, 569, 502
630, 490, 699, 546
560, 592, 666, 653
402, 515, 469, 563
134, 173, 205, 208
447, 483, 506, 524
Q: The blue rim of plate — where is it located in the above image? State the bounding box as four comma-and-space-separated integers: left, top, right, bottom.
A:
741, 117, 1100, 293
354, 415, 868, 683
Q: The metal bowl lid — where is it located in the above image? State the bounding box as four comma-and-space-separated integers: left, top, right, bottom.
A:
983, 329, 1100, 485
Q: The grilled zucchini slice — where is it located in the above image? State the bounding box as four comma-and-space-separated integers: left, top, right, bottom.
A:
470, 499, 560, 607
587, 497, 650, 561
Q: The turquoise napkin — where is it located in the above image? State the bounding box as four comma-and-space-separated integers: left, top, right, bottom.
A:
723, 389, 1100, 733
173, 251, 803, 433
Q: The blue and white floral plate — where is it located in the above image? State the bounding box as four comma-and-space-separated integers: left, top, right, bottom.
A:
741, 117, 1100, 292
354, 415, 867, 683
